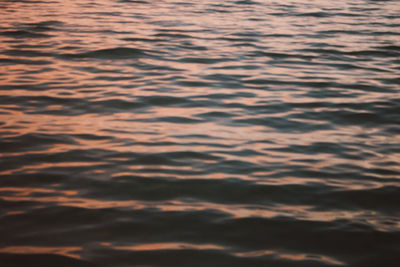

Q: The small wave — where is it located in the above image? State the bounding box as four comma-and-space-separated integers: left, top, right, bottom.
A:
62, 47, 149, 60
0, 30, 51, 38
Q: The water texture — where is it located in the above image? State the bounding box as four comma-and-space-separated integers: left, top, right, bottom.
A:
0, 0, 399, 266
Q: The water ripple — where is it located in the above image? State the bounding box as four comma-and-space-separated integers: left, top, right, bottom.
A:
1, 0, 399, 266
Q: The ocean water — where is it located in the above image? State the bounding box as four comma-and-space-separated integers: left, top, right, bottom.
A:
0, 0, 399, 266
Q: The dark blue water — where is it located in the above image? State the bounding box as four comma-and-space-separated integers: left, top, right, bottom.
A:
1, 0, 400, 266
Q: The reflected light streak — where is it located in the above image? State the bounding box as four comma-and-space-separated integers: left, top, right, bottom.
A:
101, 242, 225, 251
235, 250, 345, 266
0, 162, 108, 176
0, 246, 82, 259
278, 253, 345, 266
0, 187, 77, 196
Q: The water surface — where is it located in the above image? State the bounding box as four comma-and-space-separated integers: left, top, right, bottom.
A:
0, 0, 400, 266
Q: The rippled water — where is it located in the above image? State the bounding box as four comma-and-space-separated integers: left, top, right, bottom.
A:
1, 0, 400, 266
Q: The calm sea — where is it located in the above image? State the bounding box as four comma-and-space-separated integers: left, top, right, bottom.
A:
1, 0, 399, 266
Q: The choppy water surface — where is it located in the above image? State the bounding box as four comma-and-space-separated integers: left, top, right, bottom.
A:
1, 0, 400, 266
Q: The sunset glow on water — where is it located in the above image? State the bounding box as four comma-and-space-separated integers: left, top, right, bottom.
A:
1, 0, 399, 266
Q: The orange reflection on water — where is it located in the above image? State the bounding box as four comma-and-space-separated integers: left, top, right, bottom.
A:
0, 187, 77, 197
234, 250, 275, 257
278, 253, 345, 266
3, 187, 397, 232
0, 246, 82, 259
235, 250, 345, 266
2, 97, 397, 169
101, 242, 225, 251
0, 162, 108, 176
